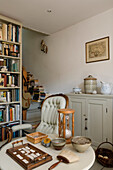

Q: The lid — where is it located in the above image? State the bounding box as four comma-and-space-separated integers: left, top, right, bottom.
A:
84, 75, 97, 80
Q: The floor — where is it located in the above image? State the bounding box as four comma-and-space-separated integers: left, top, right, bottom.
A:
90, 160, 111, 170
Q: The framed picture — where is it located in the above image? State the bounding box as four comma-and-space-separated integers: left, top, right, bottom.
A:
85, 36, 109, 63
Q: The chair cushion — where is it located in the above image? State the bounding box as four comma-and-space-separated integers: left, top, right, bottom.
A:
36, 96, 66, 134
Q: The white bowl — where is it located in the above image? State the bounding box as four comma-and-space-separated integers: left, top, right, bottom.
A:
71, 136, 91, 152
73, 88, 81, 93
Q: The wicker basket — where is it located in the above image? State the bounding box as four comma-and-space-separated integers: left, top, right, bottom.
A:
95, 141, 113, 167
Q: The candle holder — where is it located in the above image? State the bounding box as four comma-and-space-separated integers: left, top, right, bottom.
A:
58, 108, 75, 144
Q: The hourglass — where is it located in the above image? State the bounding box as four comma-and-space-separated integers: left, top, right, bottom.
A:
58, 108, 75, 144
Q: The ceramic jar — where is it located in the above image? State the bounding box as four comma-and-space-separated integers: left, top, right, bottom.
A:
84, 75, 97, 94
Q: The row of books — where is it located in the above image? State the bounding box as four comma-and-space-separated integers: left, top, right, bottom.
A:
0, 104, 20, 122
0, 73, 19, 87
40, 92, 46, 100
0, 59, 19, 72
0, 89, 20, 102
0, 23, 21, 43
33, 92, 46, 101
33, 86, 45, 101
0, 121, 20, 141
33, 86, 44, 92
0, 42, 20, 57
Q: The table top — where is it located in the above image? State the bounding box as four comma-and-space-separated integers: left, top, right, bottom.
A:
0, 135, 95, 170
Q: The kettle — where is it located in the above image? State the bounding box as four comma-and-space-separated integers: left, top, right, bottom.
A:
100, 81, 112, 95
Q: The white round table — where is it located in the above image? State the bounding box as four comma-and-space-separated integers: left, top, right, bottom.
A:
0, 135, 95, 170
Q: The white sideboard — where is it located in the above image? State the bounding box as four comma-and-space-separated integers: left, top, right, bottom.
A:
67, 93, 113, 147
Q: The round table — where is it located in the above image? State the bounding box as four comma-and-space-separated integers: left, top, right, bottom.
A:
0, 135, 95, 170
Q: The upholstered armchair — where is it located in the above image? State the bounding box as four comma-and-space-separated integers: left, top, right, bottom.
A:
0, 94, 69, 150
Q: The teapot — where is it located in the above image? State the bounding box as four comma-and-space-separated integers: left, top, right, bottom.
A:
100, 81, 112, 95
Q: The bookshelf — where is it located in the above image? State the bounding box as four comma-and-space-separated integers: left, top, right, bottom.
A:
0, 15, 22, 141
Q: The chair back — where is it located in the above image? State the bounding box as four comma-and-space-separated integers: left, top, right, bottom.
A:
36, 94, 69, 134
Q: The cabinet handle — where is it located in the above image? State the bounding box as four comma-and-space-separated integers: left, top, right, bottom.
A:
85, 118, 88, 130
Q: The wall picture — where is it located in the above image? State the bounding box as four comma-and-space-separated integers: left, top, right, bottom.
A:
85, 37, 109, 63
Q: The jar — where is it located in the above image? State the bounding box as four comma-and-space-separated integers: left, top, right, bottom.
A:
84, 75, 97, 94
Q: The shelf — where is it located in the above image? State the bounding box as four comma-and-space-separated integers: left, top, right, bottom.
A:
0, 15, 22, 141
0, 71, 20, 74
0, 120, 20, 125
0, 39, 21, 45
0, 101, 20, 105
0, 87, 20, 89
0, 15, 22, 26
0, 55, 20, 60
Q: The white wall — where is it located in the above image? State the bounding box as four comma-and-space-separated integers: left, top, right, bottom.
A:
22, 28, 46, 77
23, 9, 113, 94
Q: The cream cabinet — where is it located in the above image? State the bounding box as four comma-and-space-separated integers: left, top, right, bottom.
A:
67, 93, 113, 147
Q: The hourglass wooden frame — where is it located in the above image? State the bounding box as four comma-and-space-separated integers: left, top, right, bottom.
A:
58, 108, 75, 144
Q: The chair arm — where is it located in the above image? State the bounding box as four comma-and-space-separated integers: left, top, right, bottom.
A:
0, 124, 32, 150
12, 124, 32, 132
0, 127, 13, 150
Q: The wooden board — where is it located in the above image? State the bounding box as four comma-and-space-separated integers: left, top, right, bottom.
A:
6, 142, 52, 170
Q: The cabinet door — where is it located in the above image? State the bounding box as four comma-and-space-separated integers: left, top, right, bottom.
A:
86, 99, 107, 146
69, 97, 86, 136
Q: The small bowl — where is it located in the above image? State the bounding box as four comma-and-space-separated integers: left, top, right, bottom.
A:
51, 138, 66, 150
71, 136, 91, 152
73, 88, 81, 93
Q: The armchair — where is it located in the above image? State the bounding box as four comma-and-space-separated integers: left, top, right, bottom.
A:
0, 94, 69, 150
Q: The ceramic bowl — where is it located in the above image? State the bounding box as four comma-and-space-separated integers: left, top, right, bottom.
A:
51, 138, 66, 150
71, 136, 91, 152
73, 88, 81, 93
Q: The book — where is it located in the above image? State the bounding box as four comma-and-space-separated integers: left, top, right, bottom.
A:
6, 91, 11, 102
0, 23, 2, 40
6, 105, 9, 121
0, 109, 3, 122
0, 126, 2, 141
2, 125, 6, 140
0, 78, 4, 87
8, 24, 12, 41
2, 23, 7, 41
10, 108, 12, 121
13, 25, 15, 42
2, 74, 7, 87
0, 43, 2, 55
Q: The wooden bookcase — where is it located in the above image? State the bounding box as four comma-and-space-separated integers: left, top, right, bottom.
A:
0, 15, 22, 141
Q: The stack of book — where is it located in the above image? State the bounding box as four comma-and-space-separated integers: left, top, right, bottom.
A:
0, 73, 19, 87
33, 86, 46, 101
0, 23, 21, 42
0, 89, 19, 102
0, 104, 20, 122
2, 43, 19, 57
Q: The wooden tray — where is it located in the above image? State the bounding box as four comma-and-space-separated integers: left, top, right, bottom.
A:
6, 140, 52, 170
26, 132, 48, 144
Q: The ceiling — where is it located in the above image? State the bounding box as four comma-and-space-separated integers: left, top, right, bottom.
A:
0, 0, 113, 35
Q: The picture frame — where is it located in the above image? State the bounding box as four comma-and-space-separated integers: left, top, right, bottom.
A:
85, 36, 109, 63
